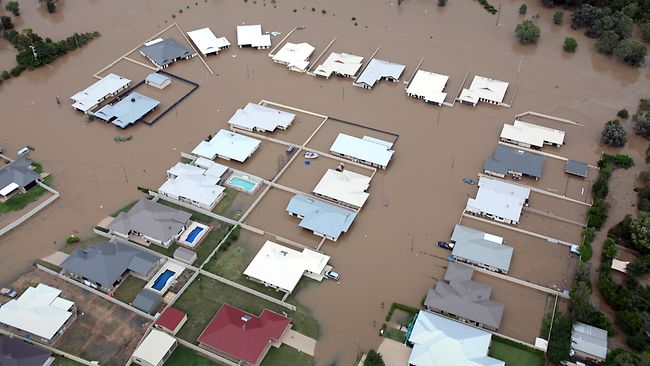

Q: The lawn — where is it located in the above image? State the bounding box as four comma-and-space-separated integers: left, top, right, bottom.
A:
173, 275, 319, 342
261, 345, 314, 366
383, 327, 407, 343
51, 357, 85, 366
195, 224, 232, 266
148, 241, 180, 258
488, 336, 545, 366
165, 345, 222, 366
113, 276, 147, 304
0, 175, 52, 214
212, 187, 238, 216
62, 235, 106, 254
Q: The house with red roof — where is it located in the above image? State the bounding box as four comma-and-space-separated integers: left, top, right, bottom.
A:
154, 307, 187, 335
198, 304, 291, 365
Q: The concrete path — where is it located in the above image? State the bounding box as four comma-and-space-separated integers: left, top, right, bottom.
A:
42, 251, 68, 266
280, 329, 317, 356
376, 338, 411, 366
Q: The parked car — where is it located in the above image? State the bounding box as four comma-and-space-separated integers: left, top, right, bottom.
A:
437, 241, 454, 250
570, 245, 581, 257
463, 178, 476, 185
0, 288, 17, 298
324, 270, 340, 281
287, 145, 295, 153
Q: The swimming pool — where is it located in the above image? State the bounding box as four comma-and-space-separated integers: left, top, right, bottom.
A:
229, 176, 256, 192
185, 226, 204, 243
152, 269, 176, 291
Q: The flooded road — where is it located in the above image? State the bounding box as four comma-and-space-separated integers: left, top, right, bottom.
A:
0, 0, 648, 365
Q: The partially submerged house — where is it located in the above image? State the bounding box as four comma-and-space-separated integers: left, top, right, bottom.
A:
500, 120, 565, 149
228, 103, 295, 132
450, 225, 513, 274
158, 158, 229, 210
313, 169, 371, 210
145, 73, 171, 89
313, 52, 363, 79
353, 59, 405, 89
108, 198, 192, 248
483, 145, 545, 180
286, 194, 357, 241
0, 284, 76, 344
192, 129, 261, 162
60, 240, 163, 293
407, 310, 505, 366
0, 158, 40, 202
243, 240, 330, 294
187, 27, 230, 56
272, 42, 315, 73
93, 92, 160, 128
458, 76, 509, 106
70, 73, 131, 113
131, 329, 177, 366
0, 335, 54, 366
198, 304, 291, 366
466, 176, 530, 225
236, 25, 271, 49
139, 39, 194, 68
571, 322, 608, 364
566, 160, 589, 178
330, 133, 395, 169
405, 70, 449, 106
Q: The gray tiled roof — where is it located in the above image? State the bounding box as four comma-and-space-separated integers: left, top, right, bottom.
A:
0, 158, 39, 190
108, 199, 191, 243
0, 335, 52, 366
139, 39, 192, 68
132, 289, 162, 314
484, 145, 544, 178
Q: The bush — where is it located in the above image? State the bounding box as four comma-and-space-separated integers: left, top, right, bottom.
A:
617, 109, 629, 119
5, 1, 19, 16
1, 71, 10, 80
588, 198, 609, 229
46, 0, 57, 13
515, 20, 541, 44
365, 350, 385, 366
640, 98, 650, 112
642, 23, 650, 42
547, 311, 572, 363
613, 39, 647, 67
592, 176, 609, 200
65, 235, 80, 244
9, 65, 25, 77
634, 114, 650, 139
563, 37, 577, 52
0, 15, 13, 30
519, 4, 527, 14
438, 0, 447, 6
601, 120, 627, 147
552, 11, 563, 25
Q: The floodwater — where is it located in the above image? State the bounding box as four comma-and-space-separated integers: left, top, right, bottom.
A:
0, 0, 648, 365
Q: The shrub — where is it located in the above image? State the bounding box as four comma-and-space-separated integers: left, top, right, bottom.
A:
10, 65, 25, 77
579, 240, 593, 261
365, 350, 385, 366
547, 311, 572, 363
5, 1, 20, 16
641, 22, 650, 42
564, 37, 577, 52
46, 0, 57, 13
587, 198, 608, 229
634, 113, 650, 139
553, 11, 563, 25
438, 0, 447, 6
613, 39, 647, 67
515, 20, 541, 44
0, 15, 13, 30
601, 120, 627, 147
1, 71, 10, 80
519, 4, 527, 15
617, 108, 629, 119
65, 235, 80, 244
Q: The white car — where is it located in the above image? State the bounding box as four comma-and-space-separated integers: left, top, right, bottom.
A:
0, 288, 17, 298
324, 270, 340, 281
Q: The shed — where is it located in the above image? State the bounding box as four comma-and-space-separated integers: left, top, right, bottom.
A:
566, 160, 588, 178
145, 73, 171, 89
173, 246, 197, 265
155, 307, 187, 335
132, 289, 163, 314
131, 329, 177, 366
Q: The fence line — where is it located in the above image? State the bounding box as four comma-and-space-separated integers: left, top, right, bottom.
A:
0, 182, 60, 237
0, 328, 98, 365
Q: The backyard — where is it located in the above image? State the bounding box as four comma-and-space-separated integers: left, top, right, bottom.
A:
0, 175, 53, 214
113, 276, 147, 304
164, 345, 221, 366
261, 345, 314, 366
488, 336, 545, 366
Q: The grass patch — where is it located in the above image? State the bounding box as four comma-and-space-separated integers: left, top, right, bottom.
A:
384, 327, 406, 343
489, 336, 545, 366
148, 242, 180, 258
62, 235, 105, 254
110, 199, 139, 217
158, 199, 214, 224
261, 345, 314, 366
0, 176, 52, 214
212, 187, 238, 216
174, 275, 319, 342
35, 259, 61, 273
51, 357, 85, 366
165, 345, 220, 366
31, 161, 44, 174
195, 224, 232, 266
180, 157, 194, 164
113, 276, 147, 304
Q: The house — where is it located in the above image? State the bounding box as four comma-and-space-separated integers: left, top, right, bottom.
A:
272, 42, 315, 73
187, 27, 230, 56
353, 59, 405, 89
0, 158, 40, 201
60, 240, 163, 293
483, 145, 545, 180
458, 76, 509, 106
566, 160, 588, 178
155, 307, 187, 335
145, 73, 171, 89
108, 198, 192, 248
466, 176, 530, 225
0, 284, 76, 344
405, 70, 449, 106
313, 52, 363, 79
93, 92, 160, 128
0, 335, 54, 366
450, 225, 513, 274
236, 25, 271, 49
571, 322, 608, 364
243, 240, 330, 293
139, 39, 194, 68
158, 158, 229, 210
198, 304, 291, 366
131, 329, 177, 366
192, 129, 261, 162
228, 103, 295, 132
286, 194, 357, 241
407, 310, 505, 366
70, 73, 131, 113
313, 169, 371, 210
329, 133, 395, 169
132, 289, 162, 314
500, 120, 565, 149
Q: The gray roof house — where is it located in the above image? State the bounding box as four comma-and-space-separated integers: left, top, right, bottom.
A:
0, 158, 40, 200
566, 160, 589, 178
571, 322, 608, 362
450, 225, 513, 273
132, 289, 163, 314
139, 39, 193, 68
93, 92, 160, 129
425, 262, 505, 331
484, 145, 544, 180
286, 194, 357, 241
0, 335, 53, 366
108, 199, 191, 248
353, 59, 405, 89
60, 240, 162, 292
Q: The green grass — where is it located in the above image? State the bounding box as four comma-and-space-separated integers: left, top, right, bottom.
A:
261, 345, 314, 366
148, 242, 180, 258
62, 235, 105, 254
488, 336, 545, 366
51, 357, 85, 366
174, 275, 319, 342
165, 345, 222, 366
113, 276, 147, 304
0, 175, 52, 214
195, 225, 232, 266
35, 259, 61, 273
180, 157, 194, 164
31, 161, 44, 174
212, 188, 238, 215
384, 327, 406, 343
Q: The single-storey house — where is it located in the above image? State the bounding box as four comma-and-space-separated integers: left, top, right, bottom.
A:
0, 158, 40, 201
286, 194, 357, 241
132, 289, 163, 315
353, 59, 405, 89
155, 307, 187, 335
500, 120, 565, 149
93, 92, 160, 129
450, 225, 513, 274
330, 133, 395, 169
228, 103, 295, 132
139, 39, 194, 68
70, 73, 131, 113
131, 329, 177, 366
272, 42, 315, 73
458, 76, 509, 106
192, 129, 261, 162
313, 52, 363, 79
405, 70, 449, 106
0, 284, 76, 344
198, 304, 291, 366
187, 27, 230, 56
566, 160, 589, 178
0, 335, 54, 366
158, 158, 229, 210
466, 176, 530, 225
236, 25, 271, 49
313, 168, 371, 210
108, 198, 192, 248
571, 322, 608, 364
483, 145, 545, 180
145, 73, 171, 89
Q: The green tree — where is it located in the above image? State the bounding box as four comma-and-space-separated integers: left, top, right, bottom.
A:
630, 211, 650, 254
613, 39, 647, 67
596, 30, 620, 55
0, 15, 13, 30
46, 0, 57, 13
519, 3, 527, 14
605, 347, 650, 365
564, 37, 577, 52
553, 11, 564, 25
634, 114, 650, 139
515, 20, 541, 44
365, 349, 385, 366
438, 0, 447, 6
601, 120, 627, 147
547, 311, 572, 363
5, 1, 19, 16
617, 109, 629, 119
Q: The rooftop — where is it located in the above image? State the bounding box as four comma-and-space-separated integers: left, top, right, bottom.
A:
145, 72, 171, 86
406, 70, 449, 104
354, 59, 405, 88
450, 225, 513, 273
286, 194, 357, 241
566, 160, 589, 178
159, 160, 228, 208
313, 52, 364, 78
132, 289, 162, 314
192, 129, 261, 162
236, 25, 271, 48
0, 158, 39, 193
228, 103, 296, 132
70, 73, 131, 112
571, 322, 608, 359
93, 92, 160, 128
466, 177, 530, 224
187, 27, 230, 55
156, 307, 187, 333
107, 198, 191, 243
313, 169, 371, 209
484, 145, 545, 179
500, 120, 565, 148
330, 133, 395, 168
132, 329, 176, 366
459, 76, 509, 105
272, 42, 315, 72
139, 38, 193, 68
0, 335, 52, 366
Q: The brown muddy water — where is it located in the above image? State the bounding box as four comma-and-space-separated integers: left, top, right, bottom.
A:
0, 0, 648, 365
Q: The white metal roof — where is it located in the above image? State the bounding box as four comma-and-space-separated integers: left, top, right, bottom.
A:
243, 241, 330, 293
459, 76, 508, 105
0, 284, 74, 340
272, 42, 315, 72
500, 120, 565, 148
160, 162, 227, 207
330, 133, 395, 168
192, 129, 261, 162
354, 59, 405, 88
313, 169, 371, 209
228, 103, 295, 132
187, 27, 230, 55
611, 259, 628, 273
406, 70, 449, 105
0, 182, 19, 197
466, 177, 530, 224
571, 322, 608, 359
71, 73, 131, 112
132, 329, 177, 365
236, 25, 271, 48
313, 52, 364, 78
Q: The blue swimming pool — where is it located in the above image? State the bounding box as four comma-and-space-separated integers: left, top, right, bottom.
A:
186, 226, 204, 243
229, 177, 256, 192
152, 269, 175, 291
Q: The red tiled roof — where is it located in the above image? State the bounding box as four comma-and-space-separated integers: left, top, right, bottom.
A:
198, 304, 291, 365
156, 307, 187, 332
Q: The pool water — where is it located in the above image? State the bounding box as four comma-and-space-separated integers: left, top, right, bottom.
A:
152, 269, 175, 291
230, 177, 256, 192
186, 226, 204, 243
